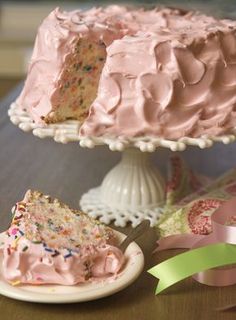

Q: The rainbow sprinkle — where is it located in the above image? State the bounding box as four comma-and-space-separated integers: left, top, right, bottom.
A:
12, 237, 20, 249
64, 249, 73, 259
14, 214, 23, 220
10, 280, 21, 286
51, 250, 60, 257
11, 228, 18, 236
32, 240, 42, 244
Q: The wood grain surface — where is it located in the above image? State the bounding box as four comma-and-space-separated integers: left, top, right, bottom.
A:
0, 82, 236, 320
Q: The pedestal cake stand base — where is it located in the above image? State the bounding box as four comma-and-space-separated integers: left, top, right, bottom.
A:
80, 187, 163, 228
80, 148, 165, 227
9, 101, 236, 227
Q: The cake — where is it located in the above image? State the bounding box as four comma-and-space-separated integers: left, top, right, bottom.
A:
17, 5, 236, 140
0, 190, 124, 285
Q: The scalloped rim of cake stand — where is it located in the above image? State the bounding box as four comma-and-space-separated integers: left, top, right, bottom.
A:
8, 101, 236, 152
9, 101, 236, 227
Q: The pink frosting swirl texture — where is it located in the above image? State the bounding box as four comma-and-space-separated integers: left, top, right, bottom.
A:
1, 236, 124, 285
80, 12, 236, 139
18, 5, 175, 124
17, 5, 236, 139
16, 6, 129, 124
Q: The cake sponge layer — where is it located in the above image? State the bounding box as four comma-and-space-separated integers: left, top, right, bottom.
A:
47, 38, 106, 123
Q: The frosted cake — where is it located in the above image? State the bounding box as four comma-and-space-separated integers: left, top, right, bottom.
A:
17, 5, 236, 140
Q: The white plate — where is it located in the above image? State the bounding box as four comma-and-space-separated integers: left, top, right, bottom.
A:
0, 231, 144, 303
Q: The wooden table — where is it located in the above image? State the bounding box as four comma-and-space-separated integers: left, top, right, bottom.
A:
1, 82, 236, 320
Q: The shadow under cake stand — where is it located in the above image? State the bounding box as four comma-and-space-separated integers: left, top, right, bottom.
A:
8, 101, 236, 227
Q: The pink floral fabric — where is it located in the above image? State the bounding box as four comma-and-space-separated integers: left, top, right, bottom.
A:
157, 156, 236, 238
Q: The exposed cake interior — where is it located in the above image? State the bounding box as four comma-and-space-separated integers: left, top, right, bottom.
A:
47, 39, 107, 123
21, 190, 113, 250
18, 5, 236, 139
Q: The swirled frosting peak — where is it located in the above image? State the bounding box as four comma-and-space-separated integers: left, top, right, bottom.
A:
17, 5, 236, 139
80, 9, 236, 139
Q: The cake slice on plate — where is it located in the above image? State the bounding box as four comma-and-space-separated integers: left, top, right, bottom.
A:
0, 190, 124, 285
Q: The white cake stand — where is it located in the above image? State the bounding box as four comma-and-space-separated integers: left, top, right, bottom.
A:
8, 101, 236, 227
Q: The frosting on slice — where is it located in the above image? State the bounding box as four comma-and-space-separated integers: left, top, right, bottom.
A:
0, 190, 124, 285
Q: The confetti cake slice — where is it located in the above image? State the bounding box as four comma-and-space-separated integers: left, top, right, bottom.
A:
0, 190, 124, 285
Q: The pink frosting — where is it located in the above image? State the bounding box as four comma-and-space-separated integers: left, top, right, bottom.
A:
80, 12, 236, 139
17, 5, 236, 139
16, 5, 139, 124
0, 194, 124, 286
0, 235, 124, 285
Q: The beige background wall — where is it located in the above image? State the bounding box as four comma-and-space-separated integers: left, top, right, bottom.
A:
0, 0, 235, 78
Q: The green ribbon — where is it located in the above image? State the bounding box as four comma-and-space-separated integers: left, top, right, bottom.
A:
148, 243, 236, 294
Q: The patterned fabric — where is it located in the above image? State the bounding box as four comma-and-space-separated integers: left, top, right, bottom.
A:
157, 156, 236, 238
